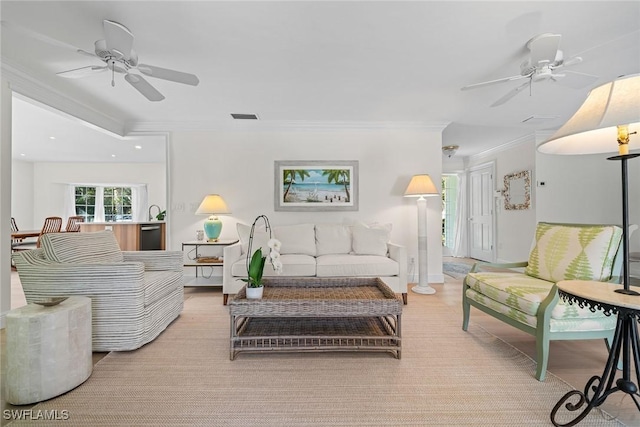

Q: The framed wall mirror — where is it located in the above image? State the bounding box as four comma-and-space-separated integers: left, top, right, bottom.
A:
503, 170, 531, 210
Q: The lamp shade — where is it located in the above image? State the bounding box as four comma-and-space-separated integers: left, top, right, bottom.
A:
538, 74, 640, 155
195, 194, 230, 215
404, 174, 439, 197
195, 194, 230, 242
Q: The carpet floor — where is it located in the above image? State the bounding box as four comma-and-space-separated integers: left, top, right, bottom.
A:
11, 289, 625, 426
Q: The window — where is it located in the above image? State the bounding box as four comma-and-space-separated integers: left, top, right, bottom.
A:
103, 187, 132, 222
75, 186, 133, 222
75, 186, 96, 222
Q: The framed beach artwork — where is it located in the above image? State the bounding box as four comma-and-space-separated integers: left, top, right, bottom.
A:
274, 160, 359, 212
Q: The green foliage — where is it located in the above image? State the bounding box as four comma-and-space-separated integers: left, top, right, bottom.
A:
242, 248, 267, 288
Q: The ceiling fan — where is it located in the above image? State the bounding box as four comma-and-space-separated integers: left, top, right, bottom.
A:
461, 33, 599, 107
54, 20, 199, 101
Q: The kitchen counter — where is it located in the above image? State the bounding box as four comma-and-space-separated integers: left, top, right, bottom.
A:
79, 222, 165, 251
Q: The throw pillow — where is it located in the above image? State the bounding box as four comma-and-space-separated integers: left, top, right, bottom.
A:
524, 222, 622, 282
237, 223, 271, 255
352, 223, 392, 256
315, 224, 352, 255
274, 224, 317, 256
41, 231, 124, 264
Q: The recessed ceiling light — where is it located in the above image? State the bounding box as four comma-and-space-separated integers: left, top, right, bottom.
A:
20, 153, 26, 157
111, 154, 116, 158
49, 136, 56, 140
134, 145, 142, 150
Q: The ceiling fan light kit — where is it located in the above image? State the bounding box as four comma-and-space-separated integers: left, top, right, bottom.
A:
55, 20, 200, 102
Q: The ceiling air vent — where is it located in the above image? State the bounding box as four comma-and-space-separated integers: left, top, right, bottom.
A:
231, 113, 259, 120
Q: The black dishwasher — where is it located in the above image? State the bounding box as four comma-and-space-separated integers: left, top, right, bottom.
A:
139, 224, 163, 250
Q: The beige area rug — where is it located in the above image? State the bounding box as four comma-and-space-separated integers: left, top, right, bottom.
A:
13, 290, 624, 426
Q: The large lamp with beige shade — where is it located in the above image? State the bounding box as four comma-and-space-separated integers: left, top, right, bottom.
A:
404, 174, 440, 295
540, 74, 640, 425
195, 194, 230, 242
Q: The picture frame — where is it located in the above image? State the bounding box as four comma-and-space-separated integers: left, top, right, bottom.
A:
503, 170, 531, 210
274, 160, 359, 212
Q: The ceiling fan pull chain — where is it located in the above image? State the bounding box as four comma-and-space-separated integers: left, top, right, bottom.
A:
111, 66, 115, 87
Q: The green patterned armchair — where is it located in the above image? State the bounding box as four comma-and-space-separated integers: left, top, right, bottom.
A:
462, 222, 629, 381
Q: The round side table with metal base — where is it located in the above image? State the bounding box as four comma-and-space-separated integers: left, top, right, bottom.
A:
551, 281, 640, 427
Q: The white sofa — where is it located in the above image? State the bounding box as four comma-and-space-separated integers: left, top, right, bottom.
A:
223, 223, 407, 305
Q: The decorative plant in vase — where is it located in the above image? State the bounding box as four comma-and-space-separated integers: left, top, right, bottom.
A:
243, 215, 282, 299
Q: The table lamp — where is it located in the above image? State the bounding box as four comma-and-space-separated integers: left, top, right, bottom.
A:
404, 174, 440, 294
538, 73, 640, 295
195, 194, 230, 242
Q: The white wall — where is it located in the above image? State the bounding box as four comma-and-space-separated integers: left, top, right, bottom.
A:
18, 162, 166, 229
11, 159, 33, 229
466, 137, 538, 262
536, 147, 640, 252
168, 129, 444, 283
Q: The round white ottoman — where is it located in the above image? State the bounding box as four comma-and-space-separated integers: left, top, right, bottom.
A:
6, 296, 93, 405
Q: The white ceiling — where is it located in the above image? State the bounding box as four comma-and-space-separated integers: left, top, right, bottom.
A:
2, 1, 639, 161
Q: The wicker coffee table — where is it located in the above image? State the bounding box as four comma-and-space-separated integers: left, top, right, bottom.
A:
229, 277, 402, 360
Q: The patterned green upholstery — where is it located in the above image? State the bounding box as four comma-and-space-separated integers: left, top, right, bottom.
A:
524, 222, 622, 282
462, 222, 624, 381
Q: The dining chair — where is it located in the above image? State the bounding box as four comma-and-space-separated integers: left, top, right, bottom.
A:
65, 216, 84, 232
37, 217, 63, 247
10, 217, 22, 246
13, 217, 63, 251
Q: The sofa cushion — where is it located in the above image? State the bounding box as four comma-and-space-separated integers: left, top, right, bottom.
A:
465, 288, 617, 332
144, 270, 183, 307
41, 231, 124, 264
231, 254, 316, 277
466, 271, 615, 320
237, 223, 270, 255
274, 224, 316, 256
352, 223, 391, 256
315, 224, 352, 255
524, 223, 622, 283
316, 254, 398, 277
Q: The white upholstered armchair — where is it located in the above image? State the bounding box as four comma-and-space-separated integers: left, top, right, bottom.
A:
12, 231, 184, 352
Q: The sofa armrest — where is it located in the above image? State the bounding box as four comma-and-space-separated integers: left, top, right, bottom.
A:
223, 242, 244, 283
469, 261, 528, 273
387, 242, 407, 290
122, 251, 183, 271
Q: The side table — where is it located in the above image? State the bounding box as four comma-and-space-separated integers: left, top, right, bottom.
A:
6, 296, 93, 405
551, 280, 640, 426
182, 239, 238, 287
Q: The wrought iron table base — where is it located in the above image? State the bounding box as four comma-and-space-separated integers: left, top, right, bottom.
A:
551, 306, 640, 426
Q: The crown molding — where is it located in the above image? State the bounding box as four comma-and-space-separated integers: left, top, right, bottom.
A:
1, 58, 125, 137
469, 133, 535, 161
125, 119, 450, 134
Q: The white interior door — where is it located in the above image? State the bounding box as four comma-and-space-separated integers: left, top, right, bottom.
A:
468, 163, 495, 261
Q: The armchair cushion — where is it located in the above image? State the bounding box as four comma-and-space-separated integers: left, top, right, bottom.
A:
524, 223, 622, 283
41, 231, 123, 264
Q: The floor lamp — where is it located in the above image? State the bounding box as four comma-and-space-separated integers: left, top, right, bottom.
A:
404, 174, 440, 295
539, 74, 640, 424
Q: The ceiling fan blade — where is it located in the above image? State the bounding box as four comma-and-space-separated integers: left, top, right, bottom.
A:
57, 65, 107, 78
490, 81, 530, 107
103, 20, 134, 60
124, 73, 165, 101
559, 56, 583, 68
461, 74, 528, 91
553, 70, 599, 89
528, 33, 561, 65
138, 64, 200, 86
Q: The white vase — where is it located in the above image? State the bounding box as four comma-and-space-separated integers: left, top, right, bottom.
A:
246, 286, 264, 299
